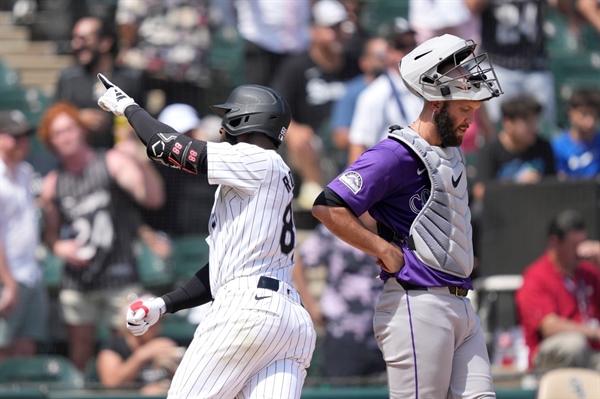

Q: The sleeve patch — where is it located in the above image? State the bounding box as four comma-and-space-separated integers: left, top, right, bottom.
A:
339, 171, 363, 194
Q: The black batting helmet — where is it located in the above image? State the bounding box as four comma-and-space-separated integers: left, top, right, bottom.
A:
209, 85, 291, 145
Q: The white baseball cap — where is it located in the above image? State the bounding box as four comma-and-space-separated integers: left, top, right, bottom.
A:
312, 0, 347, 27
158, 103, 201, 134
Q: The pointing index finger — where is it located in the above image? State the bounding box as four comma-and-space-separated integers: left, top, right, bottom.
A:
97, 73, 114, 89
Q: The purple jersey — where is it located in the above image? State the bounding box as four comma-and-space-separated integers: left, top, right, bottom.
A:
328, 137, 472, 289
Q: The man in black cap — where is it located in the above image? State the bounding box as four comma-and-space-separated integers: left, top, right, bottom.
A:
0, 110, 48, 361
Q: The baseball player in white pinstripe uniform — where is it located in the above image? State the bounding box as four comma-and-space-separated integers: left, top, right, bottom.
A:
97, 74, 316, 399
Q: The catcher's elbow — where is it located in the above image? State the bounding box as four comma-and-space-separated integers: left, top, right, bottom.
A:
311, 204, 328, 223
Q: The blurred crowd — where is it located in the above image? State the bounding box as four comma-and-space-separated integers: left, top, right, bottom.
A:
0, 0, 599, 393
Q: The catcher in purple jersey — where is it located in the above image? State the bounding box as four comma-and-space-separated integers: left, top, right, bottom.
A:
313, 34, 503, 398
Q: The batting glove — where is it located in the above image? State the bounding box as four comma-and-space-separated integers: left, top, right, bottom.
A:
126, 297, 166, 336
96, 73, 137, 116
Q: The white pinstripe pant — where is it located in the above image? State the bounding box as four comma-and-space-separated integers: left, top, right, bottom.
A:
168, 276, 316, 399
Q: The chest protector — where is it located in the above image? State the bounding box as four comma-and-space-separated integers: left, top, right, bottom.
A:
389, 127, 473, 278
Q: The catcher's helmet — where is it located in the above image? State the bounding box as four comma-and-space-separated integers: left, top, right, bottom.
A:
210, 85, 291, 145
400, 34, 502, 102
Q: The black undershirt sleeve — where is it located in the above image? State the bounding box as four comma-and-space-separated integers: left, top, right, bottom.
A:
125, 104, 177, 144
124, 104, 208, 174
313, 187, 349, 207
161, 263, 212, 314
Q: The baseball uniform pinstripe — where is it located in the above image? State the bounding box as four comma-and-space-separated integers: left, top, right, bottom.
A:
168, 142, 316, 398
96, 74, 316, 398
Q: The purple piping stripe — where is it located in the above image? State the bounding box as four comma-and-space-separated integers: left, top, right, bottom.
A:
406, 292, 418, 398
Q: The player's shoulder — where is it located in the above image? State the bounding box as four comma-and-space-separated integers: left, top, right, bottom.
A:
208, 141, 282, 166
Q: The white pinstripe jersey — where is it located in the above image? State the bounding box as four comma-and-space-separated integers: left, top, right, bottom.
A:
205, 141, 296, 295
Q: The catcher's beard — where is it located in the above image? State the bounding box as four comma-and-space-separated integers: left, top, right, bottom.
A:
434, 103, 463, 147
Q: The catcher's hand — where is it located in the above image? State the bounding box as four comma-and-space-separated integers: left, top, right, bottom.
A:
96, 73, 137, 116
126, 297, 166, 336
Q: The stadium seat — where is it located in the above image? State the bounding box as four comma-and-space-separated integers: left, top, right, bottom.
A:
0, 85, 51, 126
39, 245, 64, 295
0, 387, 47, 399
472, 275, 523, 365
550, 52, 600, 127
0, 355, 84, 391
170, 235, 209, 283
363, 1, 409, 34
209, 27, 244, 88
135, 240, 175, 291
536, 368, 600, 399
160, 310, 197, 346
0, 59, 21, 90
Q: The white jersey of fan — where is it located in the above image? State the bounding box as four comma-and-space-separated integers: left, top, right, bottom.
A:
167, 141, 316, 399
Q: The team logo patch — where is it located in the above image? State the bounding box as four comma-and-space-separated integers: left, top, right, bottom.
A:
339, 171, 363, 194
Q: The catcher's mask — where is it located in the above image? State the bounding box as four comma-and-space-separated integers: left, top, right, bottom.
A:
400, 34, 503, 102
210, 85, 291, 147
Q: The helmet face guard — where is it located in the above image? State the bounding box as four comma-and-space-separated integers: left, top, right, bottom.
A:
400, 34, 503, 102
210, 85, 291, 145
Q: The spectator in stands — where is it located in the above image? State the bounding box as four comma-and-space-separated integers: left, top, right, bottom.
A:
339, 0, 372, 77
115, 0, 211, 115
515, 209, 600, 372
271, 0, 361, 210
96, 293, 184, 395
37, 102, 165, 371
55, 15, 145, 149
211, 0, 311, 87
465, 0, 564, 130
330, 36, 388, 161
575, 0, 600, 34
347, 17, 421, 164
0, 110, 48, 360
552, 87, 600, 179
293, 224, 386, 380
472, 95, 556, 203
409, 0, 480, 45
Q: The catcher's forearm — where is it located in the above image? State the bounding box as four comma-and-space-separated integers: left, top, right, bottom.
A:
124, 104, 208, 174
161, 263, 212, 314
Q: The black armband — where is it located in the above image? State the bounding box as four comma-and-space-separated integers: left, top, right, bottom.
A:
146, 133, 208, 174
313, 187, 349, 207
161, 263, 212, 314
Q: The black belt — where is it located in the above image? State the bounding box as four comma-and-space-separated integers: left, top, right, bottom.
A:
396, 279, 468, 297
258, 276, 280, 292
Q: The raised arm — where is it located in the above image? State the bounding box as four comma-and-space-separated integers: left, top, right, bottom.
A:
96, 73, 209, 175
106, 149, 164, 209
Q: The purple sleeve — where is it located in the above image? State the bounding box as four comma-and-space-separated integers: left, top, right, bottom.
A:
327, 142, 406, 217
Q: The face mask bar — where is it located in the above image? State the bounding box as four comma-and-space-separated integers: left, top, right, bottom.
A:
419, 48, 503, 100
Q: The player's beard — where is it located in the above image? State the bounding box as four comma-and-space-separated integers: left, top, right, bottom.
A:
434, 103, 463, 147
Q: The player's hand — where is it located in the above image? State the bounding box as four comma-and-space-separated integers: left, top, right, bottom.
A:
377, 242, 404, 274
126, 297, 166, 336
96, 73, 137, 116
